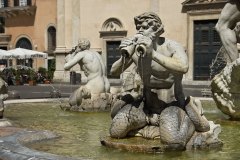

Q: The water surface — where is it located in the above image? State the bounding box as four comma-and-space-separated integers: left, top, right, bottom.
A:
4, 101, 240, 160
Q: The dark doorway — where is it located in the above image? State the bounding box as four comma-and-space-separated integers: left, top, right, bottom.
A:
106, 41, 121, 78
194, 20, 221, 80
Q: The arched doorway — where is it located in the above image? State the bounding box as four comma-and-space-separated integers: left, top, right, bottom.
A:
15, 37, 33, 67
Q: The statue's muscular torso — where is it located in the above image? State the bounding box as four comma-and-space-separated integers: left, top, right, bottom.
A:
78, 50, 110, 94
130, 38, 180, 89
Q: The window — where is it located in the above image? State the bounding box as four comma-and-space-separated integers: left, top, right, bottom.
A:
14, 0, 19, 6
107, 41, 121, 78
47, 26, 56, 52
27, 0, 31, 6
201, 30, 209, 42
0, 0, 8, 8
14, 0, 31, 6
193, 20, 221, 80
16, 37, 32, 49
19, 0, 27, 6
0, 17, 5, 33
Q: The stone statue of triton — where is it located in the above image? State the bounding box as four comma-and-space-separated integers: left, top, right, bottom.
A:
64, 39, 110, 111
104, 12, 222, 151
215, 0, 240, 62
211, 1, 240, 119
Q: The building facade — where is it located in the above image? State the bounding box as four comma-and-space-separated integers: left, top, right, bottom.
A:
0, 0, 57, 70
54, 0, 227, 83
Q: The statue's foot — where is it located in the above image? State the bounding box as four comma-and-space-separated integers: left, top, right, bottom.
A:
185, 96, 210, 132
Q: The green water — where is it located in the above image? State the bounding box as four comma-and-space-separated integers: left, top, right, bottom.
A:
4, 101, 240, 160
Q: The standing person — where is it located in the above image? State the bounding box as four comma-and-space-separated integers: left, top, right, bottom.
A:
64, 39, 110, 107
216, 0, 240, 62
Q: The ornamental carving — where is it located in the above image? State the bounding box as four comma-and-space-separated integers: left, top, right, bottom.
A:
100, 18, 127, 38
101, 18, 124, 32
182, 0, 227, 13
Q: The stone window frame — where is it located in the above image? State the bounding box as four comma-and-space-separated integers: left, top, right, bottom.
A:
99, 17, 127, 69
182, 0, 227, 80
47, 26, 56, 52
99, 17, 127, 38
185, 11, 221, 80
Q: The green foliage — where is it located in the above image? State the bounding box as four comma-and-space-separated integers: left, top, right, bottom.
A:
38, 67, 47, 76
47, 59, 55, 80
47, 70, 54, 80
28, 69, 37, 81
48, 59, 56, 72
7, 67, 16, 75
15, 69, 21, 81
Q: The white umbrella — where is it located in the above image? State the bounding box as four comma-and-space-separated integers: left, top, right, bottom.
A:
7, 48, 48, 69
7, 48, 47, 59
0, 49, 13, 59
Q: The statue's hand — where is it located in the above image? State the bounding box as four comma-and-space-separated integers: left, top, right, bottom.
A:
136, 36, 153, 57
119, 38, 137, 57
120, 38, 135, 49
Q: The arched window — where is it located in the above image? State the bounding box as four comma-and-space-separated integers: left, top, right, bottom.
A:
47, 26, 56, 52
16, 37, 32, 49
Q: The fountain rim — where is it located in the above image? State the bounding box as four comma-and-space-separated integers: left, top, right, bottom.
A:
4, 98, 69, 104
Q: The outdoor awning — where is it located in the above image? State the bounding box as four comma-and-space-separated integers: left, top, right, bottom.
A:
0, 48, 47, 59
0, 49, 13, 59
7, 48, 47, 59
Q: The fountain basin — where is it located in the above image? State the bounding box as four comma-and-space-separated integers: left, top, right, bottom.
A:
1, 99, 240, 160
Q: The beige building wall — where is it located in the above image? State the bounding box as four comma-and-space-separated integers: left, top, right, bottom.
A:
54, 0, 224, 83
79, 0, 150, 48
159, 0, 187, 46
55, 0, 189, 82
33, 0, 57, 52
4, 0, 57, 70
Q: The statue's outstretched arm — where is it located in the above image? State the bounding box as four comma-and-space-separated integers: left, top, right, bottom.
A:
152, 40, 188, 74
64, 51, 85, 70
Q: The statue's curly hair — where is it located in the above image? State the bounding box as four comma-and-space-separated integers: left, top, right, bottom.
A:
134, 12, 164, 36
78, 38, 90, 50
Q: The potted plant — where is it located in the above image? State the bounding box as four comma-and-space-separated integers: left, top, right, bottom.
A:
45, 70, 54, 84
45, 59, 55, 84
15, 69, 21, 85
28, 69, 37, 86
